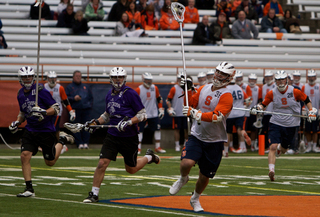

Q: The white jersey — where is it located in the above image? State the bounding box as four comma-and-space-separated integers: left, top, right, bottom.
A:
262, 83, 276, 113
170, 84, 184, 117
249, 84, 260, 108
270, 86, 301, 127
138, 84, 158, 118
44, 83, 63, 116
303, 83, 320, 109
191, 84, 231, 143
241, 83, 251, 117
227, 84, 246, 118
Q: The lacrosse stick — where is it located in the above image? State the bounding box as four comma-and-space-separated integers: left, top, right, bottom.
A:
299, 115, 306, 153
253, 112, 263, 129
34, 0, 42, 107
171, 2, 192, 134
233, 107, 308, 118
0, 133, 20, 150
64, 123, 117, 133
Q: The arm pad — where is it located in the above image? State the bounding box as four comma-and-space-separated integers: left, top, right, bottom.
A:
100, 112, 110, 123
157, 96, 163, 104
304, 96, 311, 105
135, 108, 147, 122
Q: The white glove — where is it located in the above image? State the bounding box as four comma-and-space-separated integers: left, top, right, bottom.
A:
158, 108, 165, 120
244, 97, 252, 108
167, 107, 176, 116
250, 104, 263, 115
182, 106, 202, 124
116, 117, 132, 132
308, 107, 317, 123
69, 110, 76, 122
31, 106, 47, 121
9, 121, 20, 134
212, 111, 224, 123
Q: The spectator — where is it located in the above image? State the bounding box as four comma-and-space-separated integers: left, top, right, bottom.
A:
232, 10, 258, 39
263, 0, 284, 17
141, 4, 159, 30
261, 0, 269, 7
66, 70, 93, 149
108, 0, 128, 21
72, 10, 90, 35
126, 1, 142, 25
192, 15, 221, 45
85, 0, 105, 21
137, 0, 148, 13
0, 19, 7, 49
283, 9, 301, 33
57, 0, 70, 15
161, 0, 171, 17
210, 12, 232, 40
230, 0, 241, 16
184, 0, 199, 24
251, 0, 263, 18
151, 0, 164, 19
235, 0, 258, 24
82, 0, 91, 12
57, 4, 75, 28
30, 0, 52, 20
216, 0, 232, 23
115, 12, 146, 37
196, 0, 215, 10
159, 7, 180, 30
260, 8, 287, 33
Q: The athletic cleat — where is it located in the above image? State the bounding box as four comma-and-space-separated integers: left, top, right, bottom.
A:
190, 198, 204, 212
83, 144, 89, 149
83, 191, 99, 203
313, 147, 320, 153
17, 188, 35, 197
269, 171, 275, 181
229, 147, 236, 152
78, 144, 84, 149
222, 150, 228, 157
60, 145, 68, 154
305, 145, 312, 153
275, 144, 281, 157
285, 149, 295, 155
175, 145, 180, 152
138, 148, 141, 154
242, 131, 251, 146
233, 148, 247, 153
146, 149, 160, 164
155, 147, 166, 153
59, 131, 74, 144
169, 176, 189, 195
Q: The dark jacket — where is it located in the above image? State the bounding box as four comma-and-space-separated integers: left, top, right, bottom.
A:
72, 18, 89, 35
30, 2, 52, 20
210, 21, 232, 40
192, 22, 220, 45
235, 3, 258, 22
0, 33, 7, 49
260, 15, 283, 32
196, 0, 215, 10
56, 9, 75, 28
66, 82, 93, 109
107, 0, 127, 21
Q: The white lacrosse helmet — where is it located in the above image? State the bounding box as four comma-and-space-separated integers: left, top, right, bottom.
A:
142, 72, 153, 88
308, 69, 317, 85
197, 71, 207, 86
109, 67, 127, 91
177, 71, 184, 78
275, 70, 288, 92
248, 73, 257, 86
18, 66, 35, 90
213, 62, 235, 88
264, 71, 274, 85
234, 70, 243, 85
292, 70, 301, 84
206, 69, 215, 83
287, 73, 293, 81
47, 71, 57, 88
292, 70, 301, 76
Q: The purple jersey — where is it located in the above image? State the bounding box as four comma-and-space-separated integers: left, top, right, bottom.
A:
106, 86, 145, 137
17, 84, 57, 132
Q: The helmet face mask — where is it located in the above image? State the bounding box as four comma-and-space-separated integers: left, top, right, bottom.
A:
142, 72, 153, 88
275, 70, 288, 92
248, 73, 257, 87
308, 70, 316, 85
234, 70, 243, 86
213, 62, 235, 88
47, 71, 57, 88
18, 66, 35, 90
109, 67, 127, 91
206, 69, 215, 83
197, 71, 207, 86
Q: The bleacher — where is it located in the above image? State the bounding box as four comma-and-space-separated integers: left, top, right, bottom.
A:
0, 0, 319, 83
287, 0, 320, 20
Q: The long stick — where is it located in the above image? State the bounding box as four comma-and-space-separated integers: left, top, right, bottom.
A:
35, 0, 42, 107
171, 2, 191, 135
233, 107, 307, 118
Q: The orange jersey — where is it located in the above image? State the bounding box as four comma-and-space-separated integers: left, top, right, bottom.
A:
263, 2, 284, 16
263, 86, 307, 106
141, 13, 159, 30
159, 13, 181, 30
184, 7, 199, 23
126, 11, 141, 24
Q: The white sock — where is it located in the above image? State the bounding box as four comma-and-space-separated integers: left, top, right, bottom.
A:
138, 133, 143, 143
191, 190, 201, 200
229, 141, 233, 148
254, 139, 258, 147
269, 164, 275, 172
92, 187, 100, 196
308, 141, 313, 148
138, 143, 141, 150
145, 155, 152, 163
175, 141, 180, 147
224, 145, 229, 153
180, 175, 188, 182
155, 142, 160, 149
240, 141, 246, 149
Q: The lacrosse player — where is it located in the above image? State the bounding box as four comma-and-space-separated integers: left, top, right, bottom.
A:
136, 72, 166, 154
301, 70, 320, 153
195, 71, 207, 89
166, 72, 188, 152
292, 70, 304, 89
9, 66, 74, 197
82, 67, 160, 203
251, 70, 317, 181
169, 62, 235, 212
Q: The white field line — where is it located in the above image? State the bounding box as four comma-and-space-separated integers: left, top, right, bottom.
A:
0, 193, 205, 217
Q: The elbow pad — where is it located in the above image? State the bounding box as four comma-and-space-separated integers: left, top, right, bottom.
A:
51, 103, 60, 115
157, 96, 163, 104
166, 98, 172, 104
304, 96, 311, 105
136, 108, 147, 122
100, 112, 110, 123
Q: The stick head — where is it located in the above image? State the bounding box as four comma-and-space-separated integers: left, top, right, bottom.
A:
171, 2, 185, 23
64, 123, 84, 133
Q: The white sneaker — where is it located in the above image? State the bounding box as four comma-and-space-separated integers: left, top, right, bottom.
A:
78, 144, 84, 149
83, 144, 89, 149
234, 148, 247, 153
169, 176, 189, 195
313, 146, 320, 153
155, 147, 166, 153
190, 198, 204, 212
59, 131, 74, 144
305, 145, 312, 153
175, 145, 180, 152
17, 188, 35, 197
61, 145, 68, 154
285, 149, 294, 155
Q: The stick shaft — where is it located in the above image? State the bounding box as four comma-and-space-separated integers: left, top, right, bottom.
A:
35, 1, 42, 107
233, 107, 307, 118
